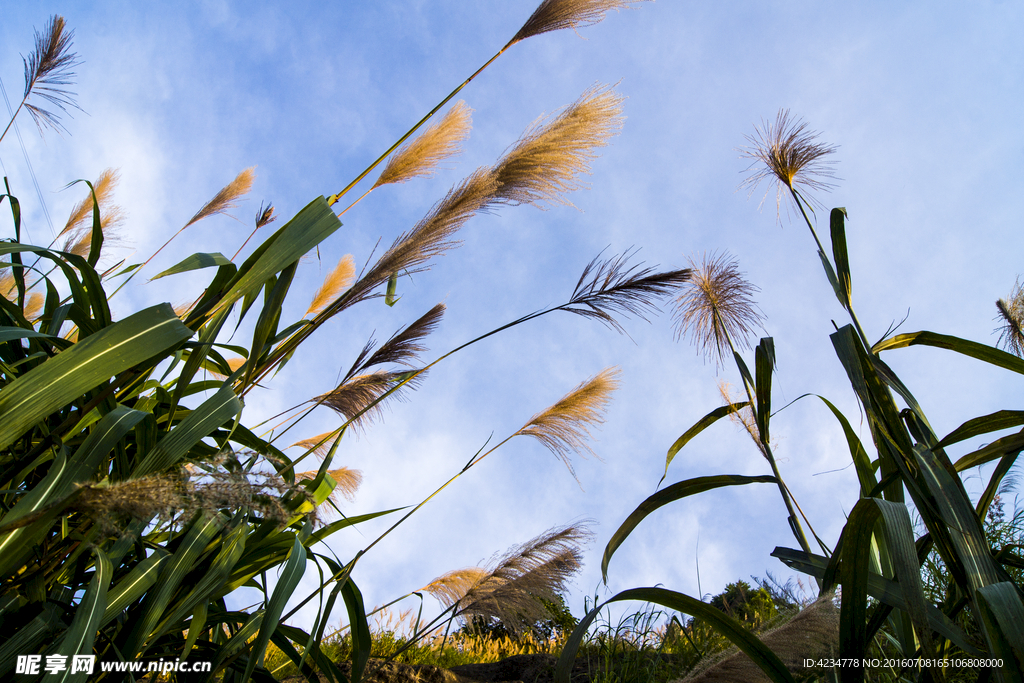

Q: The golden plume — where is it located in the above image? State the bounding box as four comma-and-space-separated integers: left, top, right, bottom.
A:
206, 357, 246, 380
421, 567, 490, 608
511, 0, 650, 44
295, 466, 362, 503
516, 367, 619, 479
61, 168, 122, 236
306, 254, 356, 317
290, 430, 339, 460
374, 101, 473, 188
344, 168, 497, 308
183, 167, 255, 228
491, 83, 623, 208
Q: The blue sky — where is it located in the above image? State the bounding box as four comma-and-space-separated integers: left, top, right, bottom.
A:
2, 1, 1023, 634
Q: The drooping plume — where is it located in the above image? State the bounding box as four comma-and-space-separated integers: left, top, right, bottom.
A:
457, 522, 592, 636
511, 0, 650, 44
491, 84, 624, 208
516, 367, 619, 479
562, 250, 691, 333
14, 15, 81, 136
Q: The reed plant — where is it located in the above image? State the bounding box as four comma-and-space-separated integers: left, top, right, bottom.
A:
555, 112, 1024, 683
0, 4, 690, 682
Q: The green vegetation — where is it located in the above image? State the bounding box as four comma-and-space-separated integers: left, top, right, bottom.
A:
556, 111, 1024, 682
0, 4, 691, 683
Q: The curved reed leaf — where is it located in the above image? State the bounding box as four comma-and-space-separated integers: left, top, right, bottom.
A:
601, 474, 776, 582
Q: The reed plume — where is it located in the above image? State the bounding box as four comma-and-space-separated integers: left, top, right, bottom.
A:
491, 84, 623, 208
306, 254, 356, 317
996, 279, 1024, 358
61, 168, 124, 236
374, 101, 473, 188
255, 202, 276, 229
317, 370, 426, 431
674, 252, 765, 368
343, 168, 498, 308
3, 15, 81, 138
740, 109, 838, 215
296, 466, 362, 503
0, 272, 44, 320
183, 167, 255, 229
457, 522, 592, 636
357, 303, 446, 373
72, 469, 312, 531
561, 250, 691, 332
511, 0, 649, 44
290, 431, 339, 460
422, 567, 490, 608
516, 367, 619, 478
337, 85, 623, 315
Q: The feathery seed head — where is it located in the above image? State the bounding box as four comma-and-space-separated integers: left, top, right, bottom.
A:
317, 370, 425, 431
290, 430, 340, 460
306, 254, 356, 317
184, 167, 256, 228
296, 466, 362, 503
996, 279, 1024, 358
512, 0, 650, 44
491, 84, 623, 208
674, 252, 765, 368
20, 15, 81, 135
374, 101, 473, 188
516, 368, 619, 479
255, 201, 276, 229
457, 522, 592, 636
740, 109, 838, 216
717, 380, 767, 459
62, 168, 123, 236
422, 567, 490, 608
345, 169, 497, 309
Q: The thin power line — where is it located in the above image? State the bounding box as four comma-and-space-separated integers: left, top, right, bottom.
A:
0, 74, 58, 242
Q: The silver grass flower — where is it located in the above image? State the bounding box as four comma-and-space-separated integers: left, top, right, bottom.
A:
457, 522, 591, 636
317, 370, 426, 431
295, 466, 362, 503
512, 0, 650, 44
996, 279, 1024, 358
561, 249, 691, 333
16, 15, 81, 135
491, 84, 623, 208
374, 101, 473, 188
740, 109, 838, 215
183, 167, 256, 229
421, 567, 490, 608
306, 255, 356, 317
516, 368, 619, 480
674, 252, 765, 368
